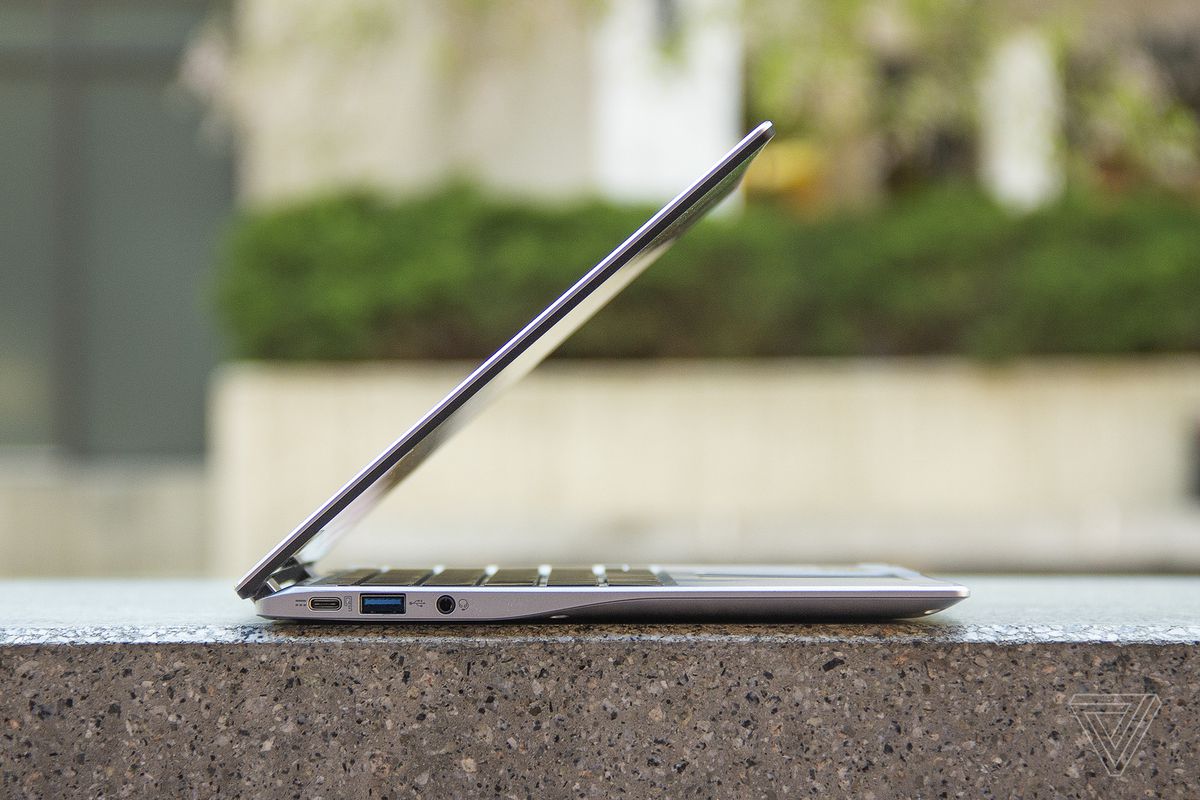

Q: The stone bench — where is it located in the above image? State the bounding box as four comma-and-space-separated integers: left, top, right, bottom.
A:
2, 576, 1197, 797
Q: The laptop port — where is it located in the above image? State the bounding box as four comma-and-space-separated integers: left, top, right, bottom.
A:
308, 597, 342, 611
436, 595, 456, 614
360, 594, 406, 615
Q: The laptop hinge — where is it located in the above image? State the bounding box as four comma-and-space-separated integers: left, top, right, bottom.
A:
252, 557, 315, 601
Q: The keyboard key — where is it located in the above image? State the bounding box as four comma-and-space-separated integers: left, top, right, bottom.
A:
546, 567, 600, 587
423, 568, 486, 586
361, 569, 433, 586
485, 568, 542, 586
604, 569, 662, 587
309, 569, 380, 586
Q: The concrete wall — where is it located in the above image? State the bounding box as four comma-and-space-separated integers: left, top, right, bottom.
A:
0, 456, 208, 577
210, 359, 1200, 578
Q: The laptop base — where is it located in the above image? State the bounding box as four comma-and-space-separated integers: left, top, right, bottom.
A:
255, 563, 969, 622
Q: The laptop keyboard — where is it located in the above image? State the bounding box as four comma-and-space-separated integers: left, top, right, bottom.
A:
308, 566, 665, 588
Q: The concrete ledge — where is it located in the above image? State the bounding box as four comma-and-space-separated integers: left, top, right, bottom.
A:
2, 577, 1198, 797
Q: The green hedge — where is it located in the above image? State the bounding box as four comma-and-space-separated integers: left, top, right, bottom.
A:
216, 184, 1200, 361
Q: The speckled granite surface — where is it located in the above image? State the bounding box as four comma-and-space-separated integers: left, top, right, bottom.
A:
1, 577, 1197, 798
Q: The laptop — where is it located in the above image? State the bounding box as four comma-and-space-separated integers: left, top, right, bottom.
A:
235, 121, 969, 622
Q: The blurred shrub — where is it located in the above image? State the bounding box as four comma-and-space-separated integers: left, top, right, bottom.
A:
216, 184, 1200, 361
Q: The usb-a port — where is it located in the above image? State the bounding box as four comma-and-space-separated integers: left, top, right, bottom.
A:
360, 594, 406, 615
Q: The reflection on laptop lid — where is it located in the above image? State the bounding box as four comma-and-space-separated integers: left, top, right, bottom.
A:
236, 122, 776, 599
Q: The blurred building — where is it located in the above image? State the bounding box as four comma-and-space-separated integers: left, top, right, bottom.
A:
1, 1, 231, 457
0, 1, 229, 576
212, 0, 742, 204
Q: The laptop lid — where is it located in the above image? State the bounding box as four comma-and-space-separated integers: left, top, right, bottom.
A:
236, 121, 775, 598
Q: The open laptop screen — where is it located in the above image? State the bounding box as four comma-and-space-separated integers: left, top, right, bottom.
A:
237, 122, 775, 598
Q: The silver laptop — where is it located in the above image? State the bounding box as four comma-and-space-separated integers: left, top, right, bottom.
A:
235, 122, 969, 622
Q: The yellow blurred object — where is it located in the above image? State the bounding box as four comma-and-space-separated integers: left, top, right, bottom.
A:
742, 138, 827, 212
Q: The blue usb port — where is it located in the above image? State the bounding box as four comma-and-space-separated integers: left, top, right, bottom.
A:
360, 594, 406, 615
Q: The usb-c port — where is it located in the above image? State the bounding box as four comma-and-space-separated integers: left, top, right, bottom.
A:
308, 597, 342, 611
